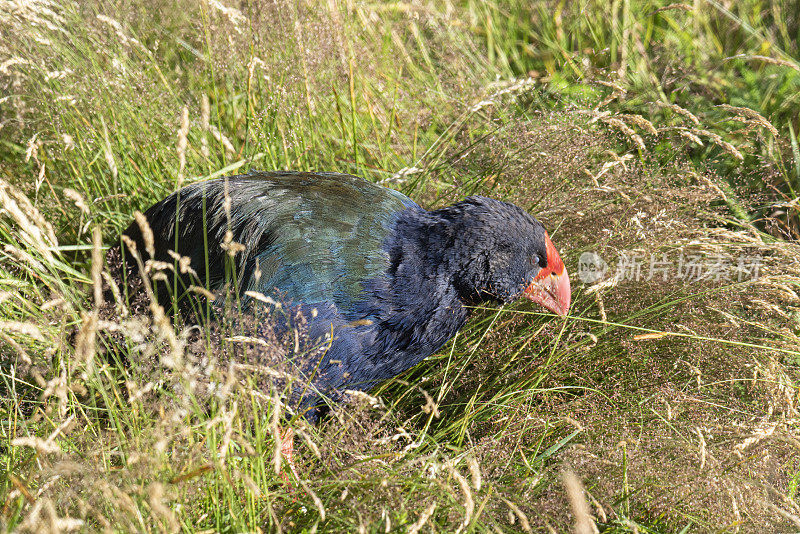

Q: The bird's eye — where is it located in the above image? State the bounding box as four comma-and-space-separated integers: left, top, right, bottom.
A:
531, 255, 541, 267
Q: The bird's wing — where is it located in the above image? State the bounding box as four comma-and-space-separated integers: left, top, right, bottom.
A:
134, 170, 419, 316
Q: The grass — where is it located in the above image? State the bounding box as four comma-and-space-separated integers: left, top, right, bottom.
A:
1, 0, 800, 532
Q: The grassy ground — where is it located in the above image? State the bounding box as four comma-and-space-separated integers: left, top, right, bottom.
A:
2, 0, 800, 532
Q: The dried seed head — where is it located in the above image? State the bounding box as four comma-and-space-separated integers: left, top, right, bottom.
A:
133, 211, 156, 258
92, 226, 103, 308
451, 468, 474, 534
618, 113, 658, 136
102, 119, 118, 180
208, 124, 235, 153
201, 93, 210, 158
562, 470, 596, 534
407, 503, 437, 534
717, 104, 779, 137
177, 105, 190, 188
501, 498, 532, 533
64, 188, 90, 215
657, 102, 701, 125
601, 117, 645, 151
725, 53, 800, 72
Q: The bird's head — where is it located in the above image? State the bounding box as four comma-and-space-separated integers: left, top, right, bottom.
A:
441, 197, 571, 316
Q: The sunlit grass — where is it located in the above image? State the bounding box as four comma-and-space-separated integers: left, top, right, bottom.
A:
1, 0, 800, 532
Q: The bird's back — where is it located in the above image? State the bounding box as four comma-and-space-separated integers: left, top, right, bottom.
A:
121, 170, 419, 316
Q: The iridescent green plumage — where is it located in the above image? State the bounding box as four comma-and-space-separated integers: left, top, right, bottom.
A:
124, 171, 418, 315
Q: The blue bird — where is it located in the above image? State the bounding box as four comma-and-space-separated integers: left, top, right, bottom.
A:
113, 170, 571, 467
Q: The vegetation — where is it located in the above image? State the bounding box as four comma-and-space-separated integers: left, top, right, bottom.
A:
1, 0, 800, 531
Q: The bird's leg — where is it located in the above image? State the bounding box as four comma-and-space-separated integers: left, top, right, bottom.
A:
280, 427, 299, 485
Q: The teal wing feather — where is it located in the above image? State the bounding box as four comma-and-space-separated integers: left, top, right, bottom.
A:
169, 171, 418, 314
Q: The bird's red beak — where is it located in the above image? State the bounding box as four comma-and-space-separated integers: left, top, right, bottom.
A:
522, 232, 571, 317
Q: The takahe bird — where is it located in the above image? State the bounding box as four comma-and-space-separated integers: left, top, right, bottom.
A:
113, 170, 570, 465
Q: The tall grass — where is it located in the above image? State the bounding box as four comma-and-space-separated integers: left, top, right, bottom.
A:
1, 0, 800, 532
466, 0, 800, 237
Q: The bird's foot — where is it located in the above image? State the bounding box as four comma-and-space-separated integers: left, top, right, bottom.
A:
279, 427, 299, 493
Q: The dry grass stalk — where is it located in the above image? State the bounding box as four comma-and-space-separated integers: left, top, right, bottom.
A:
0, 177, 57, 259
244, 290, 281, 308
5, 244, 45, 273
584, 489, 607, 523
271, 391, 283, 474
584, 154, 633, 186
471, 77, 537, 113
407, 502, 437, 534
208, 124, 235, 154
296, 425, 321, 459
167, 250, 198, 277
633, 332, 668, 341
594, 80, 626, 93
693, 128, 744, 161
0, 57, 31, 76
12, 416, 72, 457
96, 14, 141, 48
297, 477, 327, 521
19, 499, 85, 533
650, 3, 692, 14
734, 423, 777, 456
562, 469, 597, 534
724, 53, 800, 72
683, 170, 727, 200
467, 456, 482, 491
133, 211, 156, 258
74, 311, 99, 371
200, 93, 210, 158
0, 320, 45, 341
225, 335, 267, 347
35, 162, 45, 196
717, 104, 780, 137
207, 0, 247, 33
600, 117, 645, 151
595, 292, 607, 321
102, 271, 128, 316
221, 230, 246, 255
696, 427, 707, 470
501, 498, 532, 533
419, 387, 440, 417
232, 362, 297, 382
594, 81, 627, 109
216, 402, 238, 463
10, 436, 61, 455
24, 133, 39, 163
0, 331, 32, 364
675, 129, 704, 146
618, 114, 658, 135
452, 468, 474, 534
189, 285, 216, 300
177, 105, 189, 188
148, 482, 180, 533
61, 133, 75, 150
656, 102, 701, 125
40, 365, 69, 417
91, 226, 103, 308
101, 119, 118, 180
63, 188, 89, 215
119, 234, 183, 364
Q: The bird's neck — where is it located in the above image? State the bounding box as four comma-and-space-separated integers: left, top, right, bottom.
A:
393, 207, 489, 306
